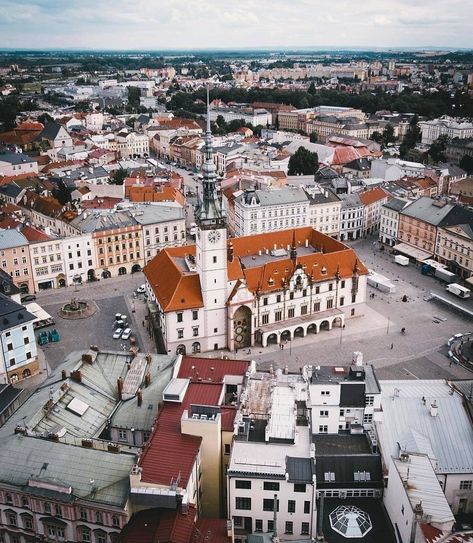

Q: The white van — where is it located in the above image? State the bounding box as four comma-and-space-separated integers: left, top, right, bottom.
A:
446, 283, 471, 299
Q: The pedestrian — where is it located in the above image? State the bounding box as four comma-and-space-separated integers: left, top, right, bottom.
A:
449, 361, 452, 367
390, 343, 394, 350
282, 344, 284, 350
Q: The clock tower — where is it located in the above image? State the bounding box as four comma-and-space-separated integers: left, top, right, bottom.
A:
195, 87, 228, 351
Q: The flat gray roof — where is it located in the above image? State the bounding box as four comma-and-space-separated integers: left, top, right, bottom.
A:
0, 229, 29, 250
377, 380, 473, 474
400, 197, 454, 225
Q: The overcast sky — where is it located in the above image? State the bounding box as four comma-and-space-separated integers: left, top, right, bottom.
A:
0, 0, 472, 50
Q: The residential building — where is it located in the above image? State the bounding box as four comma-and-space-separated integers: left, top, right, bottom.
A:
370, 158, 425, 182
20, 191, 79, 237
379, 198, 411, 246
224, 187, 310, 237
61, 232, 97, 285
419, 116, 473, 145
397, 197, 455, 260
209, 107, 272, 128
444, 138, 473, 166
129, 203, 186, 264
29, 237, 65, 291
71, 211, 144, 279
304, 186, 341, 238
358, 187, 390, 237
376, 380, 473, 515
144, 96, 368, 355
0, 153, 39, 178
115, 131, 149, 159
131, 356, 249, 518
0, 293, 37, 383
436, 224, 473, 280
35, 122, 73, 159
0, 230, 34, 294
339, 193, 364, 241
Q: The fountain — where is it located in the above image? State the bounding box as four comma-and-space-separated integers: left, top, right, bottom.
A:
59, 297, 97, 319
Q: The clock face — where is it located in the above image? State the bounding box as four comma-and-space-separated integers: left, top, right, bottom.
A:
208, 230, 221, 244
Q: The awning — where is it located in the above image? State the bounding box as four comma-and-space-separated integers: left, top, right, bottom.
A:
25, 302, 55, 329
393, 242, 432, 262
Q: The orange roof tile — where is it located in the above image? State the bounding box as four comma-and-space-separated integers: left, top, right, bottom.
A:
144, 227, 367, 313
331, 146, 370, 165
358, 187, 389, 206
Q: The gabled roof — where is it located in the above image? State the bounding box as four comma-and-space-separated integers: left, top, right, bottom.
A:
0, 293, 36, 331
399, 197, 454, 226
37, 122, 68, 141
358, 187, 389, 206
139, 383, 221, 487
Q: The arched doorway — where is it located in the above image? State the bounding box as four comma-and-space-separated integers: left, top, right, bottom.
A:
333, 317, 343, 328
294, 327, 305, 338
281, 330, 291, 342
233, 306, 252, 349
267, 333, 278, 345
102, 270, 111, 279
131, 264, 141, 273
22, 368, 31, 379
176, 344, 186, 355
58, 276, 66, 288
9, 374, 18, 383
192, 342, 201, 354
87, 269, 96, 282
320, 320, 330, 331
118, 267, 127, 276
307, 323, 317, 335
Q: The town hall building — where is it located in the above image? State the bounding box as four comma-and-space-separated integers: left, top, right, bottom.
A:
144, 93, 368, 355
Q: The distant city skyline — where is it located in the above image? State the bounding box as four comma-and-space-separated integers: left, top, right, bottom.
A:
0, 0, 472, 51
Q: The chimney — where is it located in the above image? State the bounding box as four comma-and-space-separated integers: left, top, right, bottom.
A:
70, 370, 82, 383
137, 389, 143, 407
61, 369, 67, 380
228, 242, 234, 262
144, 372, 151, 387
430, 401, 438, 417
117, 377, 123, 400
145, 353, 152, 364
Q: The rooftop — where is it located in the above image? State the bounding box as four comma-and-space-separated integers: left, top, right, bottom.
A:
313, 434, 372, 455
377, 380, 473, 474
0, 293, 36, 331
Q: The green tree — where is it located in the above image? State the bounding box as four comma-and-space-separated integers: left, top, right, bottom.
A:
399, 115, 421, 158
460, 154, 473, 175
288, 147, 319, 176
308, 82, 316, 95
109, 169, 127, 185
427, 134, 450, 163
309, 132, 318, 143
382, 123, 395, 146
37, 112, 53, 124
52, 181, 73, 205
370, 131, 383, 144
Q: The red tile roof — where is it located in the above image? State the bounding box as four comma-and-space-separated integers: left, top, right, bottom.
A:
178, 356, 248, 383
121, 506, 197, 543
358, 187, 389, 206
193, 518, 231, 543
0, 219, 51, 242
331, 146, 370, 166
220, 407, 237, 432
81, 197, 122, 210
139, 383, 222, 487
420, 524, 443, 543
145, 227, 368, 312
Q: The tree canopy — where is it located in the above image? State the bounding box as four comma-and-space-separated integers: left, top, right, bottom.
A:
288, 147, 319, 176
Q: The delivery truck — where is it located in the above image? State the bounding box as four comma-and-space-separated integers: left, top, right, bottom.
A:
394, 255, 409, 266
446, 283, 471, 299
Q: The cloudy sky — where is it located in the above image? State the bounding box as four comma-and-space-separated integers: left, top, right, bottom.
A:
0, 0, 472, 50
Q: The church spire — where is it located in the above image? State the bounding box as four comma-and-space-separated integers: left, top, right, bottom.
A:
195, 86, 225, 228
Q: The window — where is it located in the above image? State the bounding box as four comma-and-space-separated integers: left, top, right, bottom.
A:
112, 515, 120, 528
255, 519, 263, 532
96, 532, 106, 543
288, 307, 295, 318
294, 483, 306, 493
235, 480, 251, 489
320, 410, 329, 417
224, 444, 231, 455
235, 497, 251, 510
363, 414, 373, 424
55, 504, 62, 517
192, 310, 198, 320
341, 280, 345, 288
23, 515, 33, 530
44, 501, 51, 514
315, 286, 320, 294
263, 498, 279, 512
276, 294, 281, 303
340, 296, 345, 306
319, 425, 328, 433
288, 500, 296, 513
365, 395, 374, 406
289, 292, 294, 300
324, 472, 335, 482
301, 522, 310, 535
285, 521, 293, 534
262, 314, 269, 325
313, 301, 320, 312
275, 310, 282, 322
326, 298, 333, 309
304, 501, 310, 514
192, 327, 199, 337
81, 527, 91, 543
7, 511, 17, 526
263, 482, 280, 491
95, 511, 103, 524
22, 496, 29, 507
321, 390, 330, 396
233, 516, 243, 528
267, 520, 274, 532
177, 329, 184, 339
263, 297, 268, 306
80, 508, 88, 521
118, 429, 127, 441
460, 480, 472, 490
301, 304, 308, 315
329, 283, 333, 291
352, 294, 356, 303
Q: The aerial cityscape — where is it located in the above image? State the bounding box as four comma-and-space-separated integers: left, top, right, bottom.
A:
0, 3, 472, 543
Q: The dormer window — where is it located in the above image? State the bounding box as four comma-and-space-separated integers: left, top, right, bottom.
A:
321, 266, 327, 275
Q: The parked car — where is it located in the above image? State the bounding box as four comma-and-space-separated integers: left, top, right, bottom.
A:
21, 295, 36, 303
113, 328, 123, 339
121, 328, 132, 340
